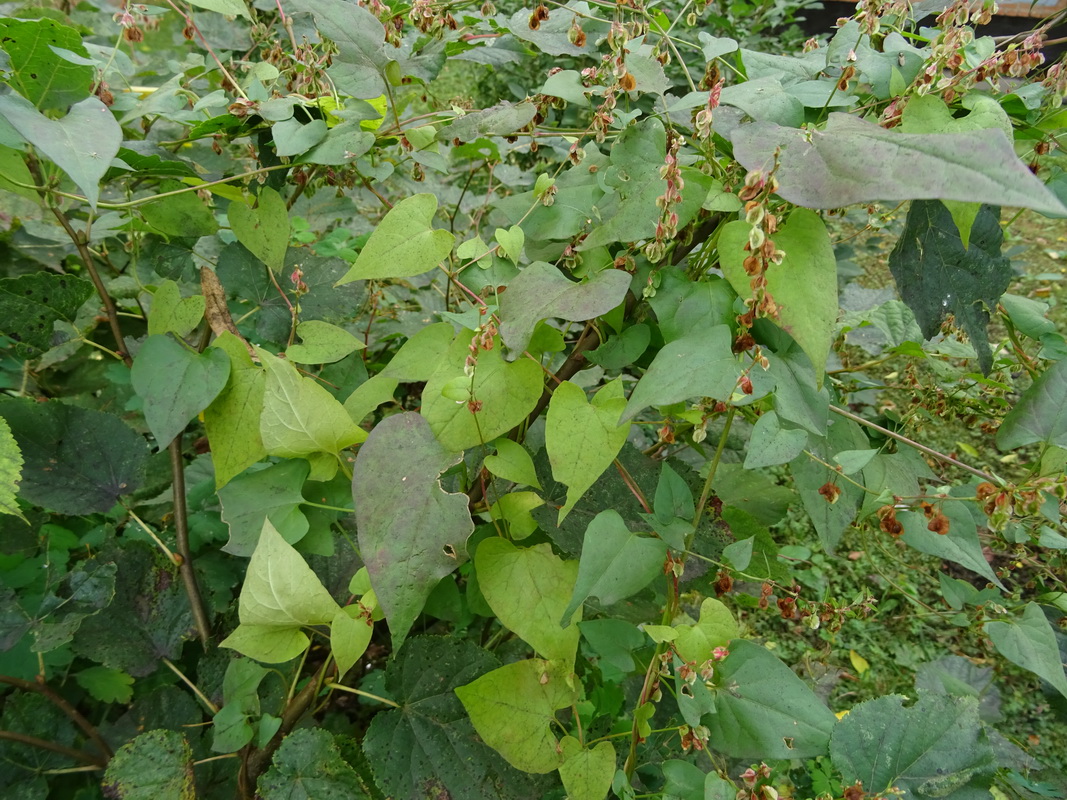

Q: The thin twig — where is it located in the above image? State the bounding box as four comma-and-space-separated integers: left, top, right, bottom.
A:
170, 433, 212, 646
829, 404, 1002, 485
0, 730, 106, 768
0, 675, 113, 760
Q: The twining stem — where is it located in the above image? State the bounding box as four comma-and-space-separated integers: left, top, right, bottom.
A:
24, 154, 129, 366
0, 730, 106, 768
828, 404, 1002, 485
0, 675, 113, 760
238, 662, 329, 798
693, 407, 736, 532
169, 433, 212, 646
161, 657, 218, 715
323, 683, 399, 707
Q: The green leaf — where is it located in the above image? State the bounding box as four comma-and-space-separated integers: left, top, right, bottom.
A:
621, 326, 741, 422
558, 737, 615, 800
439, 101, 538, 142
0, 94, 120, 209
335, 194, 454, 283
289, 0, 390, 99
353, 413, 474, 650
0, 18, 93, 111
258, 348, 366, 479
75, 666, 134, 704
498, 261, 631, 356
996, 358, 1067, 451
147, 280, 205, 337
186, 0, 251, 19
0, 416, 24, 521
218, 625, 312, 664
211, 703, 254, 754
421, 333, 543, 451
984, 603, 1067, 699
132, 335, 231, 449
899, 505, 1003, 590
330, 607, 373, 678
704, 640, 836, 759
204, 332, 268, 488
285, 320, 364, 364
579, 118, 711, 250
30, 559, 116, 653
218, 460, 310, 556
231, 519, 341, 629
258, 729, 369, 799
744, 411, 808, 468
732, 113, 1066, 216
722, 537, 753, 571
476, 538, 581, 665
494, 225, 524, 264
72, 541, 192, 676
888, 201, 1011, 374
562, 510, 667, 624
102, 730, 195, 800
721, 209, 837, 380
673, 598, 739, 663
0, 398, 148, 515
654, 463, 694, 524
0, 272, 93, 358
364, 636, 549, 799
272, 117, 328, 157
483, 438, 541, 488
546, 380, 631, 522
790, 417, 867, 552
229, 188, 290, 273
455, 659, 577, 774
140, 182, 219, 239
830, 693, 996, 798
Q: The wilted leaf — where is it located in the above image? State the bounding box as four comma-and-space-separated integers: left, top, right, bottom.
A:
353, 413, 473, 650
732, 113, 1066, 216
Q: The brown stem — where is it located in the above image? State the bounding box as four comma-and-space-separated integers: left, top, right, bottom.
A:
237, 662, 328, 798
24, 154, 129, 366
0, 675, 113, 760
829, 404, 1002, 485
169, 433, 212, 646
0, 730, 106, 768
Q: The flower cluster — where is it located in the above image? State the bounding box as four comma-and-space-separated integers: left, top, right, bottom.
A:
644, 132, 685, 265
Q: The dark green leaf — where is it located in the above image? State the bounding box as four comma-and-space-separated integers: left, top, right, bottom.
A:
704, 640, 836, 759
131, 335, 231, 449
0, 18, 93, 111
258, 729, 369, 799
0, 272, 93, 358
438, 101, 538, 142
353, 413, 474, 649
102, 730, 195, 800
0, 398, 148, 515
888, 201, 1011, 374
73, 541, 194, 676
364, 636, 549, 800
899, 504, 1003, 589
830, 693, 996, 799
